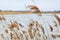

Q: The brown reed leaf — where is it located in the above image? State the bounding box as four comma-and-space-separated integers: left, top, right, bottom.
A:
47, 22, 53, 32
36, 21, 45, 34
54, 14, 60, 25
36, 21, 40, 27
19, 23, 24, 27
33, 28, 37, 36
0, 16, 5, 21
40, 26, 45, 34
53, 20, 58, 27
49, 25, 53, 32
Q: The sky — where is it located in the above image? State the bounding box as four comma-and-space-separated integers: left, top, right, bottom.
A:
0, 0, 60, 11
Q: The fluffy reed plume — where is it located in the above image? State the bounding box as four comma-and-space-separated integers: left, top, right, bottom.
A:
7, 20, 24, 40
28, 20, 34, 29
36, 21, 45, 34
36, 21, 40, 27
8, 20, 19, 30
15, 32, 20, 40
10, 33, 13, 39
54, 14, 60, 25
33, 28, 37, 36
0, 16, 5, 21
27, 5, 41, 13
12, 30, 22, 40
28, 28, 34, 39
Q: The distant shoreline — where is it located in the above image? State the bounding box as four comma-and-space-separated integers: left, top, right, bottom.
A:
0, 11, 60, 14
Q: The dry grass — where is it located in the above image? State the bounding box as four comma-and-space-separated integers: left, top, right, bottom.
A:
0, 13, 60, 40
0, 11, 60, 14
